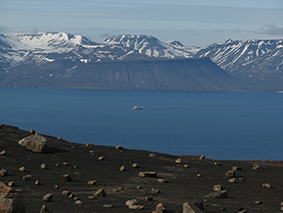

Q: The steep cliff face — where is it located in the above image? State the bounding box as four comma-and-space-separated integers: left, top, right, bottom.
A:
0, 57, 260, 91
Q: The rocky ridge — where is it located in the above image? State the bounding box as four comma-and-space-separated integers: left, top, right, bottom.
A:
0, 124, 283, 212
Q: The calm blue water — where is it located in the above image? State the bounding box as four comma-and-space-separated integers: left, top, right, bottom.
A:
1, 88, 282, 160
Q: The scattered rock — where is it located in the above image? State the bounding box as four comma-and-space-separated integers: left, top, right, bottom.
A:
30, 129, 35, 134
75, 200, 82, 204
54, 185, 59, 189
132, 163, 138, 168
139, 171, 157, 178
61, 174, 72, 182
126, 199, 138, 206
197, 174, 202, 177
229, 177, 236, 183
94, 188, 106, 197
40, 163, 47, 169
98, 156, 104, 161
128, 204, 144, 209
262, 183, 271, 188
184, 164, 190, 168
255, 200, 263, 204
115, 145, 122, 149
35, 180, 40, 185
232, 166, 242, 171
205, 190, 228, 198
22, 175, 32, 180
87, 180, 97, 185
175, 158, 182, 164
103, 204, 114, 208
69, 194, 74, 199
42, 193, 53, 202
214, 162, 222, 166
213, 185, 225, 191
151, 188, 160, 193
8, 182, 15, 187
18, 135, 47, 153
120, 166, 125, 171
0, 169, 7, 176
183, 202, 204, 213
199, 155, 205, 159
19, 167, 25, 172
225, 170, 235, 177
40, 204, 52, 213
88, 196, 95, 199
156, 203, 166, 213
63, 162, 69, 166
86, 144, 94, 147
62, 190, 71, 196
239, 177, 244, 182
252, 163, 260, 170
0, 150, 6, 156
149, 153, 156, 157
158, 178, 167, 183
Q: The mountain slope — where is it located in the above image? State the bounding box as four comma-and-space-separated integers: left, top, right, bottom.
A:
195, 39, 283, 90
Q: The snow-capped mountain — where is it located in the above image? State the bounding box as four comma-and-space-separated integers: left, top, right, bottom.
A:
0, 32, 282, 91
195, 39, 283, 88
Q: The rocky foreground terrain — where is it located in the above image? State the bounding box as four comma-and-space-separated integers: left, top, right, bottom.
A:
0, 124, 282, 213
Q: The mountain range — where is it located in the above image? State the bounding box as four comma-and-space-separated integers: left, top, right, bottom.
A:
0, 32, 282, 91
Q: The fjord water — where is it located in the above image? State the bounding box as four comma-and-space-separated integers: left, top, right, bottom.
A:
1, 88, 282, 160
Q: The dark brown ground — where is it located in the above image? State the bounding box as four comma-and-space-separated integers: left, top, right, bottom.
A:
0, 124, 282, 213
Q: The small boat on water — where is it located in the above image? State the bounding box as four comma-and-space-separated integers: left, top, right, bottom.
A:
132, 105, 143, 110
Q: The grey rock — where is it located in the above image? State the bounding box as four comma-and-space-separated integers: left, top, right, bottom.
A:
183, 202, 204, 213
225, 170, 235, 177
61, 174, 72, 182
0, 194, 25, 213
139, 171, 157, 178
126, 199, 138, 206
0, 169, 7, 176
94, 188, 106, 197
213, 185, 225, 192
18, 135, 47, 153
156, 203, 166, 213
42, 193, 53, 202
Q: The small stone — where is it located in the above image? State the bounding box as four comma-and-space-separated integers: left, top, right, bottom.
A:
63, 162, 69, 166
149, 153, 156, 157
183, 202, 204, 213
120, 166, 125, 171
128, 205, 144, 210
0, 150, 6, 156
87, 180, 97, 185
197, 174, 202, 177
239, 177, 244, 182
8, 181, 15, 187
115, 145, 122, 149
225, 170, 235, 177
19, 167, 25, 172
139, 171, 157, 178
62, 190, 71, 196
199, 155, 205, 159
23, 175, 32, 180
232, 166, 242, 171
86, 143, 94, 147
205, 190, 228, 198
280, 201, 283, 206
90, 150, 94, 154
151, 188, 160, 193
184, 164, 190, 168
94, 188, 106, 196
0, 169, 7, 176
103, 204, 114, 208
132, 163, 138, 168
126, 199, 138, 206
255, 200, 263, 204
98, 156, 104, 160
42, 193, 53, 202
55, 185, 59, 189
57, 137, 61, 140
35, 180, 40, 185
175, 158, 182, 164
69, 194, 74, 199
214, 161, 222, 166
88, 196, 95, 199
70, 146, 75, 149
156, 203, 166, 213
55, 164, 59, 167
74, 197, 80, 201
30, 129, 35, 134
229, 177, 236, 183
158, 178, 167, 183
73, 165, 77, 169
213, 185, 225, 191
137, 186, 142, 189
252, 163, 260, 170
75, 200, 82, 204
40, 204, 51, 213
61, 174, 72, 182
40, 163, 47, 169
262, 183, 271, 188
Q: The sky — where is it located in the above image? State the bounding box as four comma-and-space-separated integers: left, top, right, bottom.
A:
0, 0, 283, 46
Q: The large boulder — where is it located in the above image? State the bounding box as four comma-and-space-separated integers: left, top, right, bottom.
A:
18, 135, 47, 153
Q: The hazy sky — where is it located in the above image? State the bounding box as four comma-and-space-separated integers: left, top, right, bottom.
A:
0, 0, 283, 46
